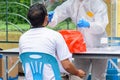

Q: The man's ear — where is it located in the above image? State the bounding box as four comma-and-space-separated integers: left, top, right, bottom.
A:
44, 16, 48, 23
43, 16, 48, 26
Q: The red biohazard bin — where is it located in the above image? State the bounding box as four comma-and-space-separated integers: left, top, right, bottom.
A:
59, 30, 86, 53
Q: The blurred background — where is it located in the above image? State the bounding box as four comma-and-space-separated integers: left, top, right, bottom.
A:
0, 0, 120, 79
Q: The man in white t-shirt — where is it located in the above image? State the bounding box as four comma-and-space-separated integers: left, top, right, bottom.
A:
19, 3, 85, 80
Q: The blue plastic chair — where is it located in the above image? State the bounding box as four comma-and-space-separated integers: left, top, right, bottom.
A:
8, 75, 18, 80
106, 37, 120, 80
0, 54, 2, 58
0, 78, 3, 80
20, 52, 61, 80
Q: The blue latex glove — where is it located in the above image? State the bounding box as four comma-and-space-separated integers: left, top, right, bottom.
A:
48, 11, 54, 22
77, 19, 90, 28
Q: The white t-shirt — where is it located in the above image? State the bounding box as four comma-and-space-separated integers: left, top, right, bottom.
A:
19, 27, 72, 80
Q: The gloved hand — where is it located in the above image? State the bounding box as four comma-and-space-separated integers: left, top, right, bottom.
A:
48, 11, 54, 22
77, 19, 90, 28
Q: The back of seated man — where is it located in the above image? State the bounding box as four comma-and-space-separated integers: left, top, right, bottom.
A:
19, 3, 85, 80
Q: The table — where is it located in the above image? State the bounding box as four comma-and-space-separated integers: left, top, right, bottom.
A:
73, 46, 120, 73
0, 48, 19, 80
73, 46, 120, 59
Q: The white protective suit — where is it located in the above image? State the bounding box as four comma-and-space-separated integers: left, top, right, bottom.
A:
49, 0, 109, 80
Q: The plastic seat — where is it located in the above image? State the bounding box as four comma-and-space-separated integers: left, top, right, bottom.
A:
106, 37, 120, 80
0, 54, 2, 58
107, 58, 118, 74
20, 52, 61, 80
107, 37, 120, 74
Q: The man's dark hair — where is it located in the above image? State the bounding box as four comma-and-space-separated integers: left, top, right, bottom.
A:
27, 3, 47, 28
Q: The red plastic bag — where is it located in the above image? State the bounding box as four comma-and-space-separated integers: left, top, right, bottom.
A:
59, 30, 86, 53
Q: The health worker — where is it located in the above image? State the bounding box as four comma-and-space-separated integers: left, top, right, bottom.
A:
48, 0, 109, 80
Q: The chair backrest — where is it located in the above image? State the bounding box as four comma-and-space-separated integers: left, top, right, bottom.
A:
20, 52, 61, 80
107, 37, 120, 74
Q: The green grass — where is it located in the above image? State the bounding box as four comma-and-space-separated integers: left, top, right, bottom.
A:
0, 21, 30, 32
0, 20, 76, 32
